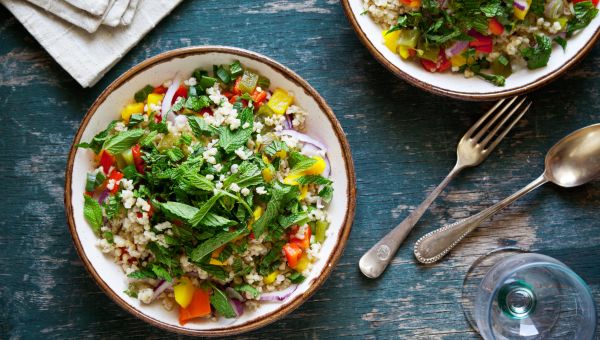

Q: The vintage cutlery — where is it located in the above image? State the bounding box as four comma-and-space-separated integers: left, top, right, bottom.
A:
414, 123, 600, 264
359, 96, 531, 278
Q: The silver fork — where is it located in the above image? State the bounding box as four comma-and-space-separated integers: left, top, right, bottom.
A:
359, 96, 531, 278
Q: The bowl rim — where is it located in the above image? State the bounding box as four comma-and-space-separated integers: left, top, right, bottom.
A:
64, 46, 357, 337
340, 0, 600, 101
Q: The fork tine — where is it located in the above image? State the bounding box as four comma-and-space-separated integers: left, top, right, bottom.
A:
464, 98, 507, 137
483, 102, 531, 153
480, 97, 527, 147
472, 96, 519, 141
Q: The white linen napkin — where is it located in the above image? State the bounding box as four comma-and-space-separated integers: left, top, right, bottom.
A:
1, 0, 183, 87
120, 0, 139, 26
63, 0, 110, 16
102, 0, 129, 27
24, 0, 109, 33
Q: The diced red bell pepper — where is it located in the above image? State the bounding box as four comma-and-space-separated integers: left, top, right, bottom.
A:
131, 144, 144, 174
249, 232, 255, 240
488, 18, 504, 35
99, 150, 115, 174
421, 59, 438, 72
199, 107, 213, 116
108, 171, 124, 194
222, 91, 234, 99
283, 243, 303, 269
178, 288, 212, 326
468, 30, 493, 53
171, 85, 188, 104
289, 225, 312, 250
147, 200, 154, 219
153, 85, 167, 94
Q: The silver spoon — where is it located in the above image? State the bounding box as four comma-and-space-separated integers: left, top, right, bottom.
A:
414, 123, 600, 264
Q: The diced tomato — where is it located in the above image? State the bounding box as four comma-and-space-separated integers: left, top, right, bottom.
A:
178, 288, 212, 326
171, 85, 188, 104
147, 200, 154, 219
289, 225, 312, 250
131, 144, 144, 174
222, 91, 234, 99
408, 48, 417, 58
233, 77, 242, 95
488, 18, 504, 35
468, 29, 493, 53
108, 171, 124, 194
153, 85, 167, 94
84, 191, 93, 197
438, 57, 452, 72
421, 59, 438, 72
99, 150, 115, 174
249, 232, 255, 240
251, 90, 267, 105
229, 95, 248, 107
154, 113, 162, 123
283, 243, 303, 268
199, 107, 213, 116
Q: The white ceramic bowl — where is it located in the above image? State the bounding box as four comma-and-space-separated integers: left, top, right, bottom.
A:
65, 46, 356, 336
342, 0, 600, 100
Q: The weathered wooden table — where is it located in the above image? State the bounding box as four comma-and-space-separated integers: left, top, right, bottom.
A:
1, 1, 599, 339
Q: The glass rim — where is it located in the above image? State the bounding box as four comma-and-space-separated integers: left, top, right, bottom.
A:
483, 259, 598, 340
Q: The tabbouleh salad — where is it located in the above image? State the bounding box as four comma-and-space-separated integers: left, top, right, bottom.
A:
78, 61, 333, 325
363, 0, 599, 85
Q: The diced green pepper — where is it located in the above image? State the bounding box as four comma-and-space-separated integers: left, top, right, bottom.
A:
257, 104, 275, 116
419, 46, 440, 62
192, 68, 208, 81
491, 56, 512, 77
120, 149, 134, 166
134, 85, 154, 103
85, 172, 105, 192
230, 60, 243, 78
397, 29, 420, 48
258, 76, 270, 89
199, 76, 217, 90
315, 220, 328, 243
239, 69, 259, 94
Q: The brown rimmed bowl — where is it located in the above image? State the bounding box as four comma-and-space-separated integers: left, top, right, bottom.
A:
341, 0, 600, 101
64, 46, 356, 336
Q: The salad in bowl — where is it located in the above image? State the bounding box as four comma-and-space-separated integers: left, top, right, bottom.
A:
66, 48, 355, 336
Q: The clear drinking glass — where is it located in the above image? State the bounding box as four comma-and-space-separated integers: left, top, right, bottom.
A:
461, 248, 597, 340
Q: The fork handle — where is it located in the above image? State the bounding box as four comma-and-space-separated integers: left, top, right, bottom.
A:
413, 174, 548, 264
359, 164, 462, 278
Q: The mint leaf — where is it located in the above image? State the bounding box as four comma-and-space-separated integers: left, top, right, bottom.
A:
134, 85, 154, 103
253, 182, 298, 237
233, 284, 260, 299
224, 162, 263, 188
291, 158, 317, 174
567, 1, 599, 35
521, 35, 552, 70
218, 107, 253, 153
264, 140, 289, 157
296, 175, 331, 186
83, 195, 103, 234
199, 212, 238, 228
209, 284, 236, 318
158, 201, 199, 221
77, 121, 117, 154
190, 228, 247, 262
278, 212, 309, 228
189, 193, 223, 227
188, 116, 216, 137
127, 267, 157, 280
318, 184, 334, 203
103, 129, 144, 154
151, 264, 173, 281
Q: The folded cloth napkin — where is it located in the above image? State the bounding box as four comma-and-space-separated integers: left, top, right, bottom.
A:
1, 0, 183, 87
24, 0, 110, 33
120, 0, 139, 26
102, 0, 129, 27
63, 0, 110, 16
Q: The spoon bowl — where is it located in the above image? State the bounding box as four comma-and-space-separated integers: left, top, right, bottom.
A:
544, 123, 600, 187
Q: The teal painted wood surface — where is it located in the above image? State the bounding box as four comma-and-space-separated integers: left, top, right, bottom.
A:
1, 1, 599, 338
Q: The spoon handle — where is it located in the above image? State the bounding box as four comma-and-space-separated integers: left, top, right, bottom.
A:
414, 174, 548, 264
359, 165, 462, 278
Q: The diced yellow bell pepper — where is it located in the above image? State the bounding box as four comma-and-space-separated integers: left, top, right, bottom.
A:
283, 173, 302, 186
173, 276, 195, 308
253, 206, 263, 221
263, 270, 279, 284
555, 17, 568, 29
274, 149, 287, 159
209, 258, 226, 266
294, 254, 310, 273
451, 54, 467, 67
262, 167, 274, 182
398, 46, 411, 59
267, 88, 294, 115
299, 185, 308, 200
513, 0, 531, 20
121, 103, 144, 122
146, 93, 164, 111
303, 156, 326, 175
382, 29, 401, 52
262, 154, 270, 164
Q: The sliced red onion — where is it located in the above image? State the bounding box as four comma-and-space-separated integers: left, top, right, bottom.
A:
97, 188, 109, 204
323, 155, 331, 178
225, 287, 246, 302
285, 114, 294, 130
162, 76, 180, 123
151, 280, 173, 302
513, 0, 527, 10
544, 0, 564, 19
229, 298, 244, 317
259, 284, 298, 302
278, 130, 327, 151
301, 143, 322, 157
445, 40, 469, 58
